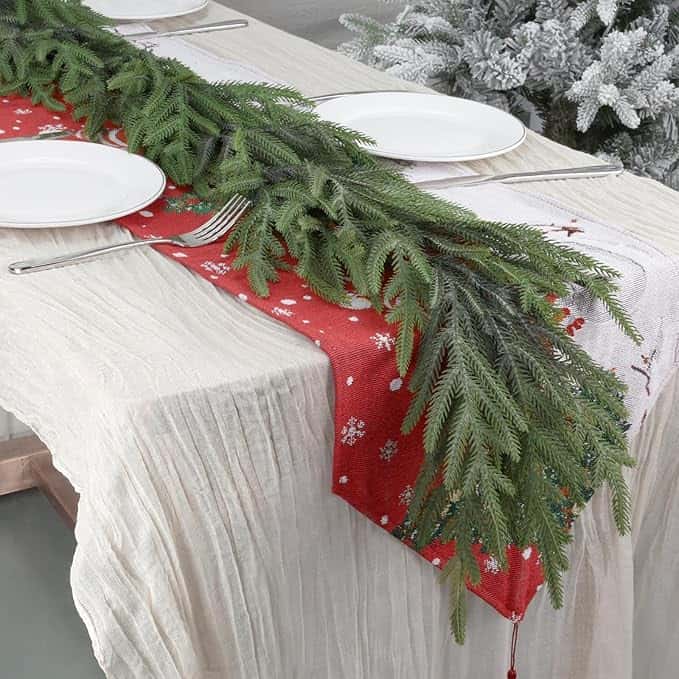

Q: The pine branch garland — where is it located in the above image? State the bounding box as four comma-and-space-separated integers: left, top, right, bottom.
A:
1, 0, 640, 642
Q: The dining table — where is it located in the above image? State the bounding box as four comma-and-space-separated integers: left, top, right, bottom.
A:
2, 2, 679, 678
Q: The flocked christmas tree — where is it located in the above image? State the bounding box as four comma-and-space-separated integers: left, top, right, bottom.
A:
341, 0, 679, 188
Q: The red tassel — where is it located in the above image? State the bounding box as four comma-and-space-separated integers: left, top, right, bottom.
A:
507, 622, 519, 679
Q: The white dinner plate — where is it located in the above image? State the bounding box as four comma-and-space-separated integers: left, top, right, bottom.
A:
315, 92, 526, 162
0, 141, 166, 229
84, 0, 207, 21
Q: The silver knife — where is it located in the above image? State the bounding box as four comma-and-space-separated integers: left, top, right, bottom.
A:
125, 19, 249, 40
0, 129, 73, 143
413, 163, 624, 189
310, 89, 428, 103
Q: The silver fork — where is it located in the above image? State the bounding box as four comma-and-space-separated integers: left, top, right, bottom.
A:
8, 195, 251, 275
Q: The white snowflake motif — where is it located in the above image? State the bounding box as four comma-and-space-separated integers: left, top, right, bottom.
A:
37, 123, 66, 134
399, 485, 414, 506
484, 556, 501, 574
379, 439, 398, 462
272, 306, 294, 318
200, 260, 231, 276
370, 332, 396, 351
340, 416, 366, 446
13, 108, 32, 115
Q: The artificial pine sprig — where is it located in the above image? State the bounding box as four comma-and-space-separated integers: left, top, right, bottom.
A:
1, 0, 641, 642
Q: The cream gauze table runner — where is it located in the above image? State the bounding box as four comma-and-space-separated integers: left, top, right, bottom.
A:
2, 4, 679, 678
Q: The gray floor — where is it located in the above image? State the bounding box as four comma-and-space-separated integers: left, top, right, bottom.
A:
221, 0, 394, 48
0, 490, 103, 677
0, 4, 393, 678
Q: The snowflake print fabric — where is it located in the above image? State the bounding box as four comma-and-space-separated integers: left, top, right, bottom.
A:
340, 416, 366, 446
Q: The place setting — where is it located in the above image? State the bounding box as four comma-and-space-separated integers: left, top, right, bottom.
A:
0, 0, 254, 271
1, 2, 622, 275
85, 0, 249, 39
312, 90, 624, 185
3, 89, 623, 273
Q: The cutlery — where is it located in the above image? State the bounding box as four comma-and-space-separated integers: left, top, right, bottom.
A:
125, 19, 249, 40
0, 129, 74, 143
310, 89, 425, 103
8, 195, 250, 275
412, 163, 624, 189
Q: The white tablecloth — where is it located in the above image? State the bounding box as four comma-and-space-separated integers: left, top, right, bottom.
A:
3, 5, 679, 678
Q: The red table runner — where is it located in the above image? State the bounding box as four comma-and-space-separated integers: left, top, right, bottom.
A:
1, 95, 544, 622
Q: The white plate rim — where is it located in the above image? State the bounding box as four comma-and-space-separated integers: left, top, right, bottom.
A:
0, 140, 167, 229
87, 0, 208, 21
315, 92, 527, 163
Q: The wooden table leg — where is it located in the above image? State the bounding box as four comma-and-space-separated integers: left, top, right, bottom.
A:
31, 449, 79, 529
0, 435, 45, 495
0, 435, 79, 528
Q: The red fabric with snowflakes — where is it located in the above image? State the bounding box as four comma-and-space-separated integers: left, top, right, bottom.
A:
1, 96, 546, 620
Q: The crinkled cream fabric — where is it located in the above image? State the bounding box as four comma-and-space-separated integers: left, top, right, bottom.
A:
2, 4, 679, 677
